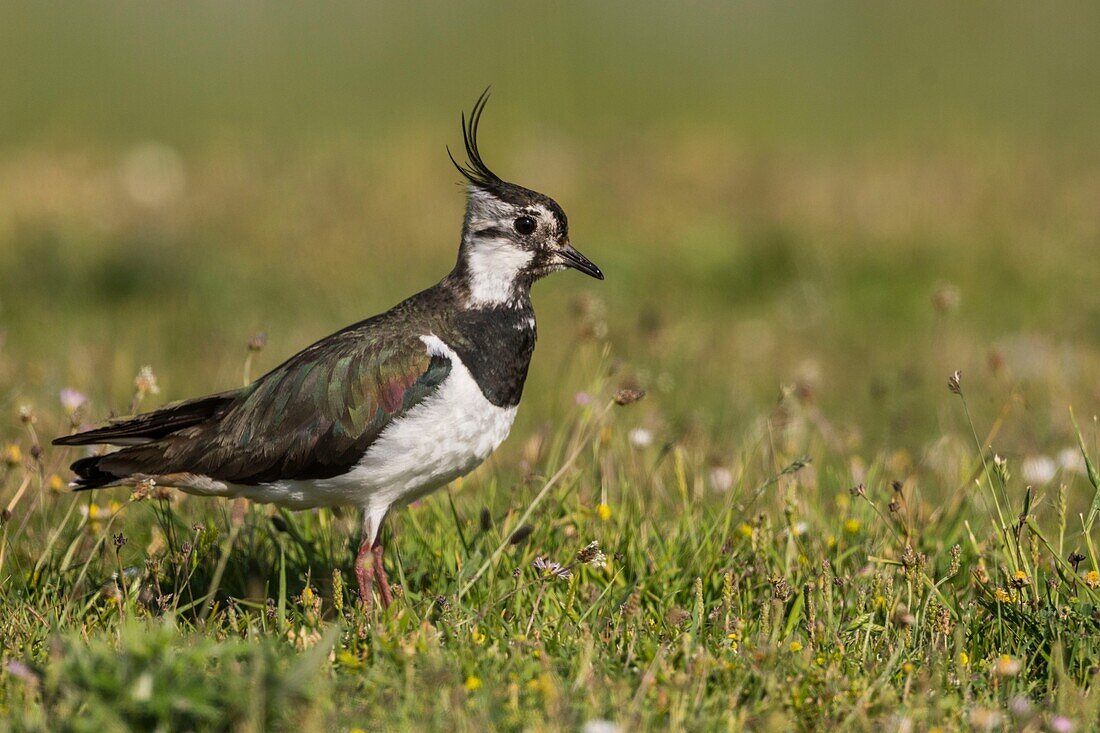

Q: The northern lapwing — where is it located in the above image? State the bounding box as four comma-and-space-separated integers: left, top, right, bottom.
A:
52, 91, 603, 609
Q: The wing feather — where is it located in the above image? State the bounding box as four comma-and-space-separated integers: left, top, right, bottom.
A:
73, 329, 452, 487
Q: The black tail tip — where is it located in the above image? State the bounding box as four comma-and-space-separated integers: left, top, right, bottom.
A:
69, 455, 121, 491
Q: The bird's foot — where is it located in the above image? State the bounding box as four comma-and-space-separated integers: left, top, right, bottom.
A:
355, 536, 376, 611
355, 539, 395, 611
372, 541, 394, 609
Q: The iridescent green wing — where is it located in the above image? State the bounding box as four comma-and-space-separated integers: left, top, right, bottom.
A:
166, 327, 450, 483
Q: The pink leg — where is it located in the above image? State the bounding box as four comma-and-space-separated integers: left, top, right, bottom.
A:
355, 530, 375, 610
372, 541, 393, 609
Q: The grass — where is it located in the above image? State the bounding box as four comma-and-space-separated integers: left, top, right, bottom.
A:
2, 333, 1100, 730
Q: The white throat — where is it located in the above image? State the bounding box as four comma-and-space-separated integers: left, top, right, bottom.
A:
464, 237, 533, 307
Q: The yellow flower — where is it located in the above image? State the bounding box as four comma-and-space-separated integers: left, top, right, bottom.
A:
464, 676, 482, 692
1085, 570, 1100, 589
471, 628, 486, 646
738, 522, 753, 539
596, 503, 612, 521
789, 641, 803, 652
843, 518, 861, 534
993, 587, 1013, 602
958, 651, 970, 666
901, 662, 914, 674
2, 444, 22, 467
48, 474, 66, 492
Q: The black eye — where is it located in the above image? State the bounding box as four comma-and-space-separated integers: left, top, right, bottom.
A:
513, 215, 537, 236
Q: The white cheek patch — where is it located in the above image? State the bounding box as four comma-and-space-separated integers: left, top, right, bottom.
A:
465, 237, 534, 306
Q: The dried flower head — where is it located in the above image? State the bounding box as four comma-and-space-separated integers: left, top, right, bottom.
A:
947, 370, 962, 394
613, 388, 646, 406
931, 283, 960, 313
248, 332, 268, 352
576, 541, 607, 568
771, 576, 793, 601
134, 366, 160, 397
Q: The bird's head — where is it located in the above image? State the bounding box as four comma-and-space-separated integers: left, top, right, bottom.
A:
449, 90, 602, 308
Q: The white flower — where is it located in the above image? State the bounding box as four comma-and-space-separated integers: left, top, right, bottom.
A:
581, 721, 621, 733
628, 428, 653, 450
532, 556, 572, 580
1021, 456, 1056, 485
1058, 448, 1087, 475
708, 466, 734, 492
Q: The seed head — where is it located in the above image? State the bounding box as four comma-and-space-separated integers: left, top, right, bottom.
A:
613, 389, 646, 406
947, 370, 962, 395
508, 524, 534, 545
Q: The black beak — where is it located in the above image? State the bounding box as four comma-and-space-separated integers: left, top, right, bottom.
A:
559, 243, 604, 280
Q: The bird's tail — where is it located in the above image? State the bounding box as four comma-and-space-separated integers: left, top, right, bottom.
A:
69, 453, 125, 491
54, 388, 241, 491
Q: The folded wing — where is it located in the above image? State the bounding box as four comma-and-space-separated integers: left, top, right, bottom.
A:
54, 330, 451, 489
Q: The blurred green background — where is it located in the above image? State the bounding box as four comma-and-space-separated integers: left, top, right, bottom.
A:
1, 1, 1098, 471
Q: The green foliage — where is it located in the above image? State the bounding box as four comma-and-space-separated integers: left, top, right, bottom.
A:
8, 622, 332, 733
2, 368, 1100, 729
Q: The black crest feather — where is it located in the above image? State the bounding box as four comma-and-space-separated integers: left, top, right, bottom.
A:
448, 87, 504, 189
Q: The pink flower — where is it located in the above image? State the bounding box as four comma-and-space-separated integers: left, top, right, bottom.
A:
60, 388, 88, 413
1051, 716, 1073, 733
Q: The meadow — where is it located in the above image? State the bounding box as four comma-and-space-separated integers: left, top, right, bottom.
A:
2, 3, 1100, 731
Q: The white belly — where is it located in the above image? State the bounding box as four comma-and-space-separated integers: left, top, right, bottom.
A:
222, 335, 517, 511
